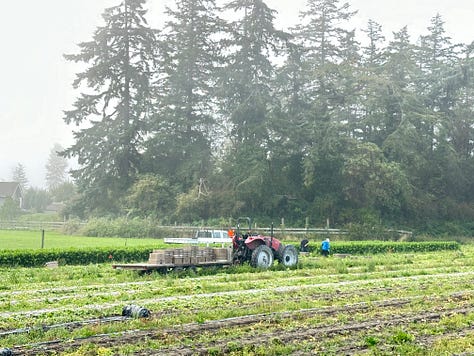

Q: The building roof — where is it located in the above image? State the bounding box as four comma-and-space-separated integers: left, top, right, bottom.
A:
0, 182, 22, 198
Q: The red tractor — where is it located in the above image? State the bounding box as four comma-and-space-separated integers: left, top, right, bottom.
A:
231, 217, 299, 269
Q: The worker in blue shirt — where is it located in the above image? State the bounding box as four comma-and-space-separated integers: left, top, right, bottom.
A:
321, 238, 330, 257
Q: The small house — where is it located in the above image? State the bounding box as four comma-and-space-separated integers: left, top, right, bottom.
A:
0, 182, 23, 209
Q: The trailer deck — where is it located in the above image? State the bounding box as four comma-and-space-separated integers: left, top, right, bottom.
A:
112, 246, 233, 272
112, 260, 233, 272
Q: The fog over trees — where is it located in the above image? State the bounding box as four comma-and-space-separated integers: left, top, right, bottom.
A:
60, 0, 473, 232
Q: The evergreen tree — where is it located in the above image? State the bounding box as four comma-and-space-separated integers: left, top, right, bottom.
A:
271, 42, 311, 218
290, 0, 356, 221
384, 27, 417, 91
62, 0, 157, 215
419, 14, 458, 74
293, 0, 357, 119
381, 27, 420, 144
50, 182, 77, 203
23, 188, 52, 213
274, 42, 309, 128
334, 29, 362, 134
45, 143, 69, 191
218, 0, 289, 216
446, 47, 474, 210
361, 19, 386, 67
11, 163, 28, 191
144, 0, 222, 192
221, 0, 288, 142
381, 27, 440, 221
415, 18, 472, 208
357, 19, 388, 143
417, 14, 459, 151
451, 44, 474, 161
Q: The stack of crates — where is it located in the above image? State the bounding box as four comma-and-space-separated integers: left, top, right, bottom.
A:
147, 247, 231, 265
187, 246, 200, 265
148, 250, 173, 265
214, 248, 229, 262
202, 247, 216, 262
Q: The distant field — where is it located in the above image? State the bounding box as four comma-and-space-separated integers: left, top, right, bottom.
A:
0, 230, 164, 250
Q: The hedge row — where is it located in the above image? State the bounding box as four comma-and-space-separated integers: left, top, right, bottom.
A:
0, 246, 156, 267
317, 240, 460, 255
0, 241, 460, 268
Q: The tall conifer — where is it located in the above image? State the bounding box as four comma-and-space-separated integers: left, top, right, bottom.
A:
63, 0, 157, 214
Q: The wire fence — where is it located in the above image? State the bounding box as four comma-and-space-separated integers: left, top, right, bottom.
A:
0, 220, 412, 239
0, 221, 76, 231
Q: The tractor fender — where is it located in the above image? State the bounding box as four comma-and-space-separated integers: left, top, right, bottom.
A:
245, 235, 282, 252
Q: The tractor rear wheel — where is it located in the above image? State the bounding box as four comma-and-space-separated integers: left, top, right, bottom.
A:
250, 245, 274, 268
279, 245, 298, 267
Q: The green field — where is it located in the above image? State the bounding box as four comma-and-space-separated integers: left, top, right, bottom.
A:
1, 244, 474, 355
0, 230, 164, 250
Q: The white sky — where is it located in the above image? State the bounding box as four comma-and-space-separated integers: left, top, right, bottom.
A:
1, 0, 473, 188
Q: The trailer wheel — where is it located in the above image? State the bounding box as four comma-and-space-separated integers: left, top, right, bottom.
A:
250, 245, 274, 268
279, 245, 298, 267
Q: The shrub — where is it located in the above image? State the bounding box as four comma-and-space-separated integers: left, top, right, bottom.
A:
80, 217, 175, 238
62, 218, 83, 235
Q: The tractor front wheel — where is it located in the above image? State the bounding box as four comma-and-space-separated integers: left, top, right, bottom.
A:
279, 245, 298, 267
250, 245, 274, 268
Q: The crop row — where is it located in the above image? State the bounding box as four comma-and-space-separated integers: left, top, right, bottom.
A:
8, 292, 474, 355
2, 273, 473, 333
2, 265, 474, 318
1, 250, 473, 306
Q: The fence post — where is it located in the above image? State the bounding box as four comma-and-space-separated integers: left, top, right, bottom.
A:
41, 229, 45, 249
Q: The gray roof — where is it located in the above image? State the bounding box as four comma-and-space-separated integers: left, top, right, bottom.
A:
0, 182, 22, 198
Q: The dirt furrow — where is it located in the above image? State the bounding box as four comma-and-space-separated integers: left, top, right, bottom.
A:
157, 307, 474, 356
12, 297, 473, 355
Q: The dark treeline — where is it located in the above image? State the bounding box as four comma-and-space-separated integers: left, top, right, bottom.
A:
62, 0, 474, 233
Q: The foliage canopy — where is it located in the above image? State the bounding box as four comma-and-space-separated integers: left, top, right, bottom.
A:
62, 0, 474, 231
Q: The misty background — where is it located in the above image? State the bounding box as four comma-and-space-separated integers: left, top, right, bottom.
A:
1, 0, 473, 187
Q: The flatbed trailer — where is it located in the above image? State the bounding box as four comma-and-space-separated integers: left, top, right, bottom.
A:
112, 246, 233, 273
112, 260, 233, 272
